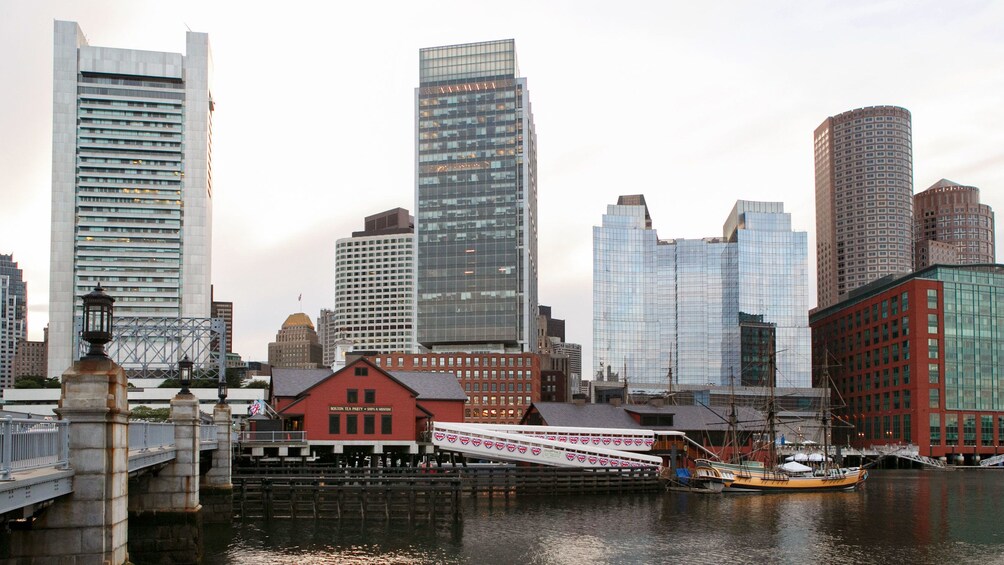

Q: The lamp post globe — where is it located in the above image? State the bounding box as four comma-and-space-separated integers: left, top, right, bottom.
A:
178, 356, 194, 395
81, 284, 115, 359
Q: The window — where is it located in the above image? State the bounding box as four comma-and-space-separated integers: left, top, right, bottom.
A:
927, 314, 938, 334
928, 338, 939, 359
347, 389, 358, 403
346, 415, 358, 434
928, 364, 939, 383
329, 414, 340, 434
927, 288, 938, 309
364, 415, 375, 435
364, 389, 375, 403
354, 366, 369, 376
929, 414, 940, 444
929, 389, 939, 409
381, 414, 392, 434
945, 414, 958, 444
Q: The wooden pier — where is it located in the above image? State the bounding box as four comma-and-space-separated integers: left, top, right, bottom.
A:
232, 466, 661, 522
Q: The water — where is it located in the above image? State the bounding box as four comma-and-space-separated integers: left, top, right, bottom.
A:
204, 471, 1004, 564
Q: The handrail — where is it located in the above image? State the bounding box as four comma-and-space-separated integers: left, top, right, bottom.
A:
237, 430, 306, 443
0, 417, 71, 480
200, 425, 218, 443
128, 422, 176, 452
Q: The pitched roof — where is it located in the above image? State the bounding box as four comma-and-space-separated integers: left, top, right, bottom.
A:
270, 367, 332, 398
624, 404, 764, 432
389, 371, 467, 401
530, 402, 642, 429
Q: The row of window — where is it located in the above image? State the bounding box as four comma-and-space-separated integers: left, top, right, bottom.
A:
328, 413, 392, 435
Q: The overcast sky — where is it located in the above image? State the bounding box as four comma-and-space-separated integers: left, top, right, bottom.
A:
2, 1, 1003, 370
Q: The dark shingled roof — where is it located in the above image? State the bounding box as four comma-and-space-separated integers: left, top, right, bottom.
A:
389, 371, 467, 401
531, 402, 765, 432
270, 367, 332, 398
530, 403, 643, 429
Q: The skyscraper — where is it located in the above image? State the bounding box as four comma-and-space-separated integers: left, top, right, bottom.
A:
593, 197, 810, 388
267, 313, 323, 369
48, 21, 213, 376
415, 39, 538, 354
914, 179, 995, 268
334, 208, 415, 354
0, 254, 27, 389
814, 106, 913, 309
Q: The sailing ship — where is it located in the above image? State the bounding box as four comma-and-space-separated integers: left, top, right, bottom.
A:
693, 361, 868, 493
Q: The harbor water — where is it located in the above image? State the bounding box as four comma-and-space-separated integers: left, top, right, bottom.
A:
204, 470, 1004, 564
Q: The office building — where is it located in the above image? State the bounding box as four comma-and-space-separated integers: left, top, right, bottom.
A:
415, 39, 538, 354
48, 21, 213, 377
334, 208, 414, 355
317, 308, 337, 368
267, 313, 323, 369
811, 264, 1004, 462
14, 326, 47, 381
814, 106, 913, 309
914, 179, 995, 269
211, 288, 233, 354
593, 197, 810, 388
0, 255, 27, 389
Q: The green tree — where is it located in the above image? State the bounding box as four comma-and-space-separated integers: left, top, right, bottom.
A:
14, 376, 61, 389
244, 380, 271, 389
130, 406, 171, 421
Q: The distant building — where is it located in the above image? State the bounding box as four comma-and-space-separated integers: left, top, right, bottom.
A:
553, 342, 582, 390
811, 264, 1004, 462
267, 313, 323, 369
0, 254, 27, 389
48, 21, 214, 377
415, 39, 538, 354
211, 288, 234, 354
317, 308, 337, 368
372, 352, 540, 424
814, 105, 914, 309
914, 179, 995, 268
13, 331, 47, 380
334, 208, 414, 355
593, 197, 810, 388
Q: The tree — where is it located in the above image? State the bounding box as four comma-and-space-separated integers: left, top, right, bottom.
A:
14, 376, 61, 389
130, 406, 171, 421
244, 380, 271, 389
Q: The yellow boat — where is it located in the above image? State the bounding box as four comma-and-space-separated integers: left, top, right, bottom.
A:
694, 458, 867, 493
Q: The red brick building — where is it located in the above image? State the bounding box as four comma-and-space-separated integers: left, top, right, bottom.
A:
270, 358, 465, 456
811, 265, 1004, 463
372, 353, 540, 424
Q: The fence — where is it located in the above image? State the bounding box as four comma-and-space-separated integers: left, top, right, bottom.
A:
0, 417, 70, 480
128, 422, 176, 452
238, 431, 306, 443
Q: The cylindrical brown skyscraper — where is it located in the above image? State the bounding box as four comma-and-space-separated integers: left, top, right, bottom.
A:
914, 179, 995, 268
814, 106, 913, 309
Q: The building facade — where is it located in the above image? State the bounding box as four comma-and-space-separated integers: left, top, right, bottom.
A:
317, 308, 337, 368
267, 313, 323, 369
372, 352, 540, 424
814, 106, 913, 309
211, 289, 233, 354
914, 179, 995, 269
594, 197, 810, 388
415, 39, 538, 353
13, 336, 47, 381
811, 264, 1004, 462
48, 21, 213, 377
334, 208, 414, 355
0, 255, 27, 389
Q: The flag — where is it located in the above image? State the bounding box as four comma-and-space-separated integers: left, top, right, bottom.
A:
298, 293, 302, 301
249, 400, 261, 416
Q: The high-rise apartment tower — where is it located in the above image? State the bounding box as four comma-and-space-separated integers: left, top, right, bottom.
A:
48, 21, 213, 376
914, 179, 995, 269
814, 106, 913, 309
0, 255, 27, 389
415, 40, 538, 353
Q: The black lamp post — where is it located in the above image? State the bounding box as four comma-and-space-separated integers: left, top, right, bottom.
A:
178, 356, 193, 395
217, 376, 228, 404
81, 284, 115, 359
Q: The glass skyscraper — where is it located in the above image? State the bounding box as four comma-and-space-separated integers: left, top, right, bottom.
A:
0, 254, 27, 389
48, 21, 213, 376
415, 40, 537, 353
593, 197, 810, 388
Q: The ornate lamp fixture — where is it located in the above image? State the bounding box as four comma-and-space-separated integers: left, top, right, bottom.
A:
81, 284, 115, 359
178, 356, 194, 395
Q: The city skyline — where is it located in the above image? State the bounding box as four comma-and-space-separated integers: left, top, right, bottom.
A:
2, 2, 1003, 366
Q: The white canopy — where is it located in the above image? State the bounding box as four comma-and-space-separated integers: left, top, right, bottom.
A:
780, 461, 812, 473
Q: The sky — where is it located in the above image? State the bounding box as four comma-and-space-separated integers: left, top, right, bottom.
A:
2, 0, 1004, 371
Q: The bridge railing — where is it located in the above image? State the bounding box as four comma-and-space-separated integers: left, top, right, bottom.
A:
129, 422, 176, 452
238, 430, 306, 443
200, 425, 217, 443
0, 417, 70, 480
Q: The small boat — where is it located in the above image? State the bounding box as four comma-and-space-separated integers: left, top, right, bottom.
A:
693, 458, 867, 493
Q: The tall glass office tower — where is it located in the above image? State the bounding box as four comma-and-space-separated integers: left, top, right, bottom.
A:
593, 197, 810, 388
48, 21, 213, 376
0, 255, 27, 389
415, 40, 538, 353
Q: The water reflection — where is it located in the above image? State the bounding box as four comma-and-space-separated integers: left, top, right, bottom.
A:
205, 471, 1004, 564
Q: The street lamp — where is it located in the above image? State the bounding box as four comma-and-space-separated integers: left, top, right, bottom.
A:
218, 376, 228, 404
81, 284, 115, 359
178, 356, 193, 395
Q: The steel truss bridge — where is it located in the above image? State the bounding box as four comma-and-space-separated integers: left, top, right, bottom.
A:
74, 316, 226, 380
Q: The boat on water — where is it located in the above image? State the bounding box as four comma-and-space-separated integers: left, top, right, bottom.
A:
693, 458, 867, 493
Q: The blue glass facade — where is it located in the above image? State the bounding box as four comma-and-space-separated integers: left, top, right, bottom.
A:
415, 40, 537, 353
593, 198, 810, 388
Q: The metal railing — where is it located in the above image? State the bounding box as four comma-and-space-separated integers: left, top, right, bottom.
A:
238, 430, 306, 443
200, 425, 218, 443
0, 417, 71, 480
128, 422, 176, 452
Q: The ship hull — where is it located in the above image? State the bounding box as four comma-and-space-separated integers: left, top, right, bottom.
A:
695, 459, 868, 493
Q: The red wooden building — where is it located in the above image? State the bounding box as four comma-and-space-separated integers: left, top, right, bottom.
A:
270, 358, 466, 458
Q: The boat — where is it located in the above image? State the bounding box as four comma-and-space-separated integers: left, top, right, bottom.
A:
694, 360, 868, 493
